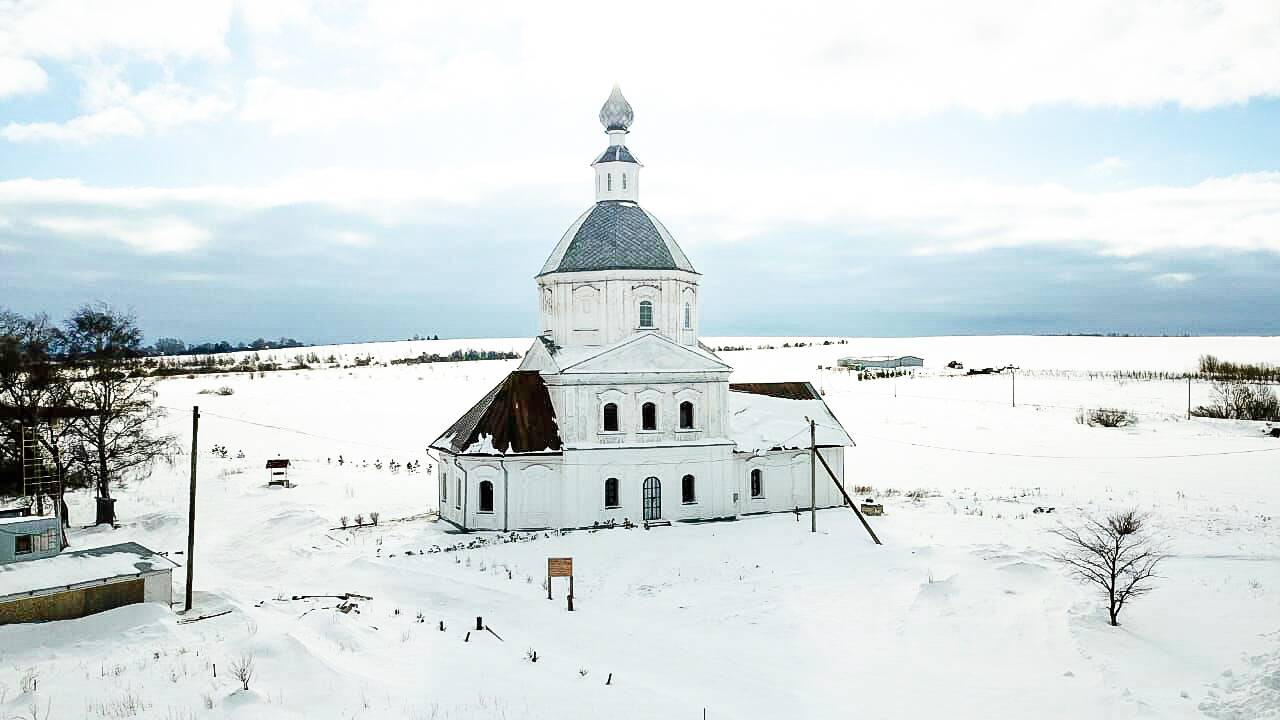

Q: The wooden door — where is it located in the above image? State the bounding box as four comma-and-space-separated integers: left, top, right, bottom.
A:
643, 477, 661, 521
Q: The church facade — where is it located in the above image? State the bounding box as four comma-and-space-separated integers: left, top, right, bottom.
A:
432, 87, 854, 531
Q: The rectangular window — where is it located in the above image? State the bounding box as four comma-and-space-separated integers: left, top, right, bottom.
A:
14, 534, 32, 555
456, 479, 462, 510
442, 476, 448, 503
605, 478, 620, 509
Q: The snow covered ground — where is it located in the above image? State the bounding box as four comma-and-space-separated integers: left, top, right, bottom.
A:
2, 335, 1279, 719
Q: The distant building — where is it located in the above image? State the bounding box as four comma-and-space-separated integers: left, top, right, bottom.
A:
838, 356, 924, 370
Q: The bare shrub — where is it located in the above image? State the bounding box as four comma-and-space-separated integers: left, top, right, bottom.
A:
852, 485, 873, 495
230, 654, 254, 691
1087, 408, 1137, 427
1050, 510, 1167, 626
1192, 381, 1280, 421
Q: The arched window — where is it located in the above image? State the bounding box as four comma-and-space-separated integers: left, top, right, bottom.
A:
684, 303, 691, 329
682, 474, 696, 504
622, 173, 627, 190
607, 173, 612, 191
679, 401, 694, 429
639, 300, 653, 328
642, 402, 657, 430
750, 469, 763, 498
604, 477, 620, 508
603, 402, 619, 432
479, 480, 494, 513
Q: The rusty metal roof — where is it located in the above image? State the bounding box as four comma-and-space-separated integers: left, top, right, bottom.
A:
728, 382, 821, 400
432, 371, 563, 455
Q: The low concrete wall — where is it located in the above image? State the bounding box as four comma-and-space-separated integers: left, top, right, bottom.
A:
0, 569, 172, 625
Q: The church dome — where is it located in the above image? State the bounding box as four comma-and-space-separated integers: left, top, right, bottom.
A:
538, 200, 697, 276
599, 84, 634, 131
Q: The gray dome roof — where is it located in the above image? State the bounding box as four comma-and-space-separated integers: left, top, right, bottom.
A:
599, 85, 634, 132
538, 201, 696, 276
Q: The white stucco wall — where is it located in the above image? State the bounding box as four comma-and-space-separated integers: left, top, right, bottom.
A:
436, 445, 846, 530
143, 570, 173, 605
538, 269, 699, 348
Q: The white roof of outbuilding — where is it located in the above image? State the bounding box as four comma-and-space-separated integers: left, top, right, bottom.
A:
0, 542, 177, 602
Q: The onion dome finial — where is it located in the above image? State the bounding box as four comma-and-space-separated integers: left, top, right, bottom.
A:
599, 83, 634, 132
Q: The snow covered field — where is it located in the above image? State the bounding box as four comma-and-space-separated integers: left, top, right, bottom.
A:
3, 335, 1280, 719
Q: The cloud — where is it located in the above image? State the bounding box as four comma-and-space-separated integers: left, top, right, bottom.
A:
1088, 157, 1128, 176
1154, 272, 1195, 285
32, 216, 210, 253
4, 164, 1279, 263
2, 76, 234, 143
5, 1, 1280, 146
0, 57, 48, 98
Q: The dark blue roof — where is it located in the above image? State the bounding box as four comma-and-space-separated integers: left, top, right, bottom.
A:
538, 201, 696, 276
593, 146, 639, 164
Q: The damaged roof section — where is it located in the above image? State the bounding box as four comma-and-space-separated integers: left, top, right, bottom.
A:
728, 382, 820, 400
432, 371, 563, 455
728, 382, 854, 452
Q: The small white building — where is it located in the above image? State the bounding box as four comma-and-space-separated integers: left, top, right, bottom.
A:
431, 86, 855, 531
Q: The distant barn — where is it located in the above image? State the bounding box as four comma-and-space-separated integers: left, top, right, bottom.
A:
838, 356, 923, 370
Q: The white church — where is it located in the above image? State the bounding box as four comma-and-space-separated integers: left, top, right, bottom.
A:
432, 86, 854, 531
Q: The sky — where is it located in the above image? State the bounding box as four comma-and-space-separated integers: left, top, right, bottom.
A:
2, 0, 1279, 344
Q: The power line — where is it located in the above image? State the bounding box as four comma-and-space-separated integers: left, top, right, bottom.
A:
830, 423, 1280, 460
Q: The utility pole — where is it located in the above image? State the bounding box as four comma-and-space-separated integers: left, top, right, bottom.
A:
185, 405, 199, 612
809, 417, 817, 533
1011, 367, 1017, 408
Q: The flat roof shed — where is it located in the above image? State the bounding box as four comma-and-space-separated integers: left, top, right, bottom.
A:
0, 542, 177, 625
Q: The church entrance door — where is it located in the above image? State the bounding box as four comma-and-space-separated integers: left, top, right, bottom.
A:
643, 477, 661, 521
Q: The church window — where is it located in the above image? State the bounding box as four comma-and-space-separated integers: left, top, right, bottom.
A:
456, 479, 462, 509
684, 303, 691, 329
478, 481, 494, 513
750, 469, 763, 498
639, 301, 653, 328
603, 402, 619, 432
608, 173, 612, 191
622, 173, 627, 190
682, 474, 696, 504
604, 478, 620, 508
441, 475, 447, 503
679, 401, 694, 429
642, 402, 657, 430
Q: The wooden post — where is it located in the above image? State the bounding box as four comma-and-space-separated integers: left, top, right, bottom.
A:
1011, 368, 1016, 408
809, 418, 817, 533
814, 451, 881, 545
568, 575, 574, 612
1187, 376, 1191, 419
547, 573, 552, 600
185, 405, 199, 612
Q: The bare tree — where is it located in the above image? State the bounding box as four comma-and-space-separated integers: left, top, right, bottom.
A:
230, 654, 254, 691
63, 303, 175, 523
0, 310, 81, 519
1050, 509, 1167, 626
